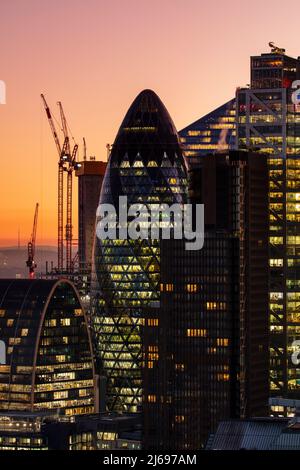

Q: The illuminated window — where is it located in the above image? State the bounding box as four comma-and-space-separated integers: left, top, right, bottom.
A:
187, 328, 207, 337
270, 237, 283, 245
175, 415, 185, 423
160, 283, 173, 292
217, 338, 229, 346
9, 338, 21, 345
270, 292, 283, 301
54, 390, 68, 399
55, 355, 66, 362
269, 259, 284, 267
148, 395, 156, 403
186, 284, 198, 293
45, 319, 56, 327
206, 302, 217, 310
147, 318, 159, 326
148, 353, 159, 360
217, 373, 230, 381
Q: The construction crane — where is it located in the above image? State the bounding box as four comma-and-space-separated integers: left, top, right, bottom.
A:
41, 94, 80, 273
26, 203, 39, 279
57, 101, 79, 272
41, 94, 64, 271
66, 142, 79, 272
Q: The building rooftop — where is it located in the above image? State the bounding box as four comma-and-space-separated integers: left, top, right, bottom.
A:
75, 160, 107, 176
206, 417, 300, 450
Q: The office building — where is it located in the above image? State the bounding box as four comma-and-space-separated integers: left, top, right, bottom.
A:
0, 411, 141, 450
91, 89, 187, 413
76, 160, 107, 271
236, 46, 300, 405
0, 279, 96, 415
143, 150, 269, 449
178, 45, 300, 413
179, 99, 236, 168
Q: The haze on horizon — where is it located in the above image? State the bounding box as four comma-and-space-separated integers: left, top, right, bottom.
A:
1, 0, 299, 247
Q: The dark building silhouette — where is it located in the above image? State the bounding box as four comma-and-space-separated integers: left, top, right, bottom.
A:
76, 160, 107, 272
0, 279, 96, 415
142, 150, 269, 449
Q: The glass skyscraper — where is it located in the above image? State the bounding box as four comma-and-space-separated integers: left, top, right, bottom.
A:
236, 48, 300, 409
91, 89, 187, 412
0, 279, 95, 415
179, 99, 236, 168
179, 46, 300, 413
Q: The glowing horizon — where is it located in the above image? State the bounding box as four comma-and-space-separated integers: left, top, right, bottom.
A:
1, 0, 300, 247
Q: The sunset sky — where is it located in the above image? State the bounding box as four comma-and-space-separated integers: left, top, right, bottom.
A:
1, 0, 300, 246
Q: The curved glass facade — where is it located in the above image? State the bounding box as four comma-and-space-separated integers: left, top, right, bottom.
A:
92, 89, 187, 412
0, 279, 95, 415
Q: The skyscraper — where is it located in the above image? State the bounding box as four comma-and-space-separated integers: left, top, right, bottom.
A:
0, 279, 96, 415
143, 150, 269, 449
76, 160, 107, 272
179, 99, 236, 168
236, 46, 300, 408
91, 89, 187, 413
179, 46, 300, 414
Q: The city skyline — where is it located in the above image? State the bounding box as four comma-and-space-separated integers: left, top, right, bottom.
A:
2, 3, 300, 450
1, 0, 300, 245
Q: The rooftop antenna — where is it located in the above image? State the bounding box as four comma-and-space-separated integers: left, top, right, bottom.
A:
83, 137, 87, 161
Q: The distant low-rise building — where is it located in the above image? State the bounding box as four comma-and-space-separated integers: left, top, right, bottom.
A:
206, 416, 300, 450
0, 411, 141, 450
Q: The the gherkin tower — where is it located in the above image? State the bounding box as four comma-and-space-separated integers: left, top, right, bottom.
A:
91, 89, 187, 412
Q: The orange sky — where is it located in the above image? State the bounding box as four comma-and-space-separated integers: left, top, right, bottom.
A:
1, 0, 300, 246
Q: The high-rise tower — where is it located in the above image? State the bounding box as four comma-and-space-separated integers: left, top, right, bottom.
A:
236, 47, 300, 409
91, 90, 187, 412
76, 160, 106, 271
143, 150, 269, 450
179, 46, 300, 413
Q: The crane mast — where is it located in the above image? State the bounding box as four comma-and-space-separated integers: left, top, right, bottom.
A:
26, 203, 39, 279
41, 94, 64, 271
57, 100, 78, 272
41, 94, 81, 273
66, 143, 78, 271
